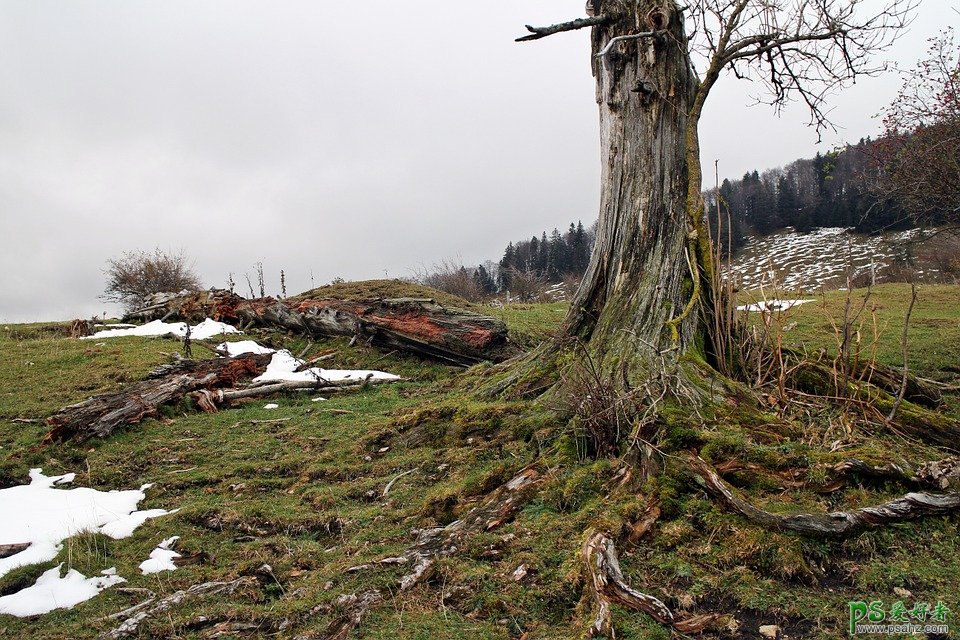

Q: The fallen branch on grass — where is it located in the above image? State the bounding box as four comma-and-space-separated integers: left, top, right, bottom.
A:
691, 456, 960, 538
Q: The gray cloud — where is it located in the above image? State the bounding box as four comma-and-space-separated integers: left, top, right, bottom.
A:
0, 0, 951, 321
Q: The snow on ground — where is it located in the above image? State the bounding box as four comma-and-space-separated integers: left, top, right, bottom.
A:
219, 340, 275, 356
728, 227, 921, 291
0, 565, 126, 617
0, 470, 177, 616
139, 537, 181, 575
81, 318, 240, 341
736, 299, 814, 313
253, 350, 401, 384
219, 341, 400, 384
0, 469, 175, 579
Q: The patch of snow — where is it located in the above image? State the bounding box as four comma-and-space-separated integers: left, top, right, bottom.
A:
263, 403, 279, 410
217, 340, 275, 356
0, 469, 175, 580
253, 350, 400, 384
189, 319, 241, 340
737, 299, 814, 313
0, 565, 125, 617
82, 318, 240, 341
139, 536, 181, 575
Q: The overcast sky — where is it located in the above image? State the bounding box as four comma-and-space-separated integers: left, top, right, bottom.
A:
0, 0, 954, 322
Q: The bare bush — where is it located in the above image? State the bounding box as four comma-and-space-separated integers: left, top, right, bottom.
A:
102, 249, 202, 311
503, 267, 548, 303
416, 259, 485, 303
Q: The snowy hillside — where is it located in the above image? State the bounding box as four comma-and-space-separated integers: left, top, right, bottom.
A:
727, 227, 923, 291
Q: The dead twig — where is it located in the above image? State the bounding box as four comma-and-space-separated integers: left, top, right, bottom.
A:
888, 283, 918, 422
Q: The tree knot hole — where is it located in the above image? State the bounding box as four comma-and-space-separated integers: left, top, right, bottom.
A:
646, 8, 668, 31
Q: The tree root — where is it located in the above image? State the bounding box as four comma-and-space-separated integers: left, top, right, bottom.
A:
691, 456, 960, 538
582, 531, 720, 637
321, 590, 383, 640
100, 576, 257, 639
390, 466, 544, 590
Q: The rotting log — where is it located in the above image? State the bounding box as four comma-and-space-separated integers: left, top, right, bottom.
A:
123, 289, 517, 366
691, 456, 960, 538
43, 354, 273, 443
582, 531, 719, 637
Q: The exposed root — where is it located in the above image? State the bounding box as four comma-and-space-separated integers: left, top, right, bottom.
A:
321, 590, 383, 640
582, 531, 720, 637
692, 456, 960, 538
393, 466, 544, 590
100, 577, 257, 639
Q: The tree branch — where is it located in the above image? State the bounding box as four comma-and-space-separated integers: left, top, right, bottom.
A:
516, 15, 615, 42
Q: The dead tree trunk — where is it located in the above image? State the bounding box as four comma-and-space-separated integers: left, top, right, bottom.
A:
43, 354, 273, 443
123, 290, 516, 367
560, 6, 703, 380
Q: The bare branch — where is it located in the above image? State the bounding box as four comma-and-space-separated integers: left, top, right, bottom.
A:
515, 14, 615, 42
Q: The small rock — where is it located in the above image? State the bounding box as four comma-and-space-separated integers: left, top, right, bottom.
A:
759, 624, 780, 639
511, 563, 529, 581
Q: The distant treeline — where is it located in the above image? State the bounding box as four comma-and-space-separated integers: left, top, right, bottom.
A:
705, 138, 917, 254
497, 221, 595, 290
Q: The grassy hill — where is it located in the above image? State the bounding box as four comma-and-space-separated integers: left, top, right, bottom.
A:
0, 282, 958, 639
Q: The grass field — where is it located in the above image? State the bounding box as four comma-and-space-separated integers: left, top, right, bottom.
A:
0, 283, 958, 639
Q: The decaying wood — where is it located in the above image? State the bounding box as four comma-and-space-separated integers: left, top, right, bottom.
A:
44, 354, 273, 443
830, 459, 917, 485
124, 289, 516, 366
100, 576, 257, 639
582, 531, 719, 637
692, 456, 960, 538
0, 543, 30, 559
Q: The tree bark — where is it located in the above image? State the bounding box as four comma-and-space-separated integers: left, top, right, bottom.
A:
559, 2, 704, 382
124, 290, 516, 367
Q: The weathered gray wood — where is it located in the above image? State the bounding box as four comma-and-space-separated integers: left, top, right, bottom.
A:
692, 456, 960, 538
582, 531, 719, 637
44, 354, 272, 443
123, 289, 516, 366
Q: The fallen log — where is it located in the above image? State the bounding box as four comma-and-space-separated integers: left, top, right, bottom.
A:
123, 288, 517, 366
691, 455, 960, 538
43, 354, 273, 443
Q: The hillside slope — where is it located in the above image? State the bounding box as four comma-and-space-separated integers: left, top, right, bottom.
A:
0, 282, 958, 639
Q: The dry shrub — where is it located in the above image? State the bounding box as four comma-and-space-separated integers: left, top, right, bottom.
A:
503, 267, 548, 303
416, 259, 485, 303
102, 248, 202, 311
